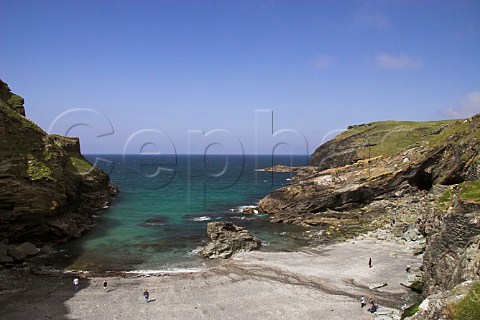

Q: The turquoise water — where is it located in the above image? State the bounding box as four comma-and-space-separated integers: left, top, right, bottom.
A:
53, 154, 320, 272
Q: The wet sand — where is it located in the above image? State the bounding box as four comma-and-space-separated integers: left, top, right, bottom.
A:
0, 237, 421, 320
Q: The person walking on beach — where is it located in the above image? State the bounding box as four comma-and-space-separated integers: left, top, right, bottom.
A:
103, 280, 108, 293
369, 257, 372, 268
360, 295, 366, 308
143, 289, 149, 302
73, 278, 79, 291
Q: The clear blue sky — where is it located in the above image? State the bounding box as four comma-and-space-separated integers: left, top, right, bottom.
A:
1, 0, 479, 155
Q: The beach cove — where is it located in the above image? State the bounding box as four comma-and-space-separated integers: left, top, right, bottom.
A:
2, 76, 478, 320
0, 226, 422, 320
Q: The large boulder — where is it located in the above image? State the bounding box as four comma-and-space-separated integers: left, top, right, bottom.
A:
0, 243, 13, 263
17, 242, 41, 257
200, 222, 261, 259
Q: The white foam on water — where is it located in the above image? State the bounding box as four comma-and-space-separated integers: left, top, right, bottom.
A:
192, 216, 211, 222
125, 268, 203, 275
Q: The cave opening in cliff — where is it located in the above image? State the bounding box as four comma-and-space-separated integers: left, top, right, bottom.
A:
410, 169, 433, 191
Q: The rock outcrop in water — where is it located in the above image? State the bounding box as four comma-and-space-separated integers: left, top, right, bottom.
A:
200, 222, 261, 259
256, 115, 480, 319
0, 79, 118, 263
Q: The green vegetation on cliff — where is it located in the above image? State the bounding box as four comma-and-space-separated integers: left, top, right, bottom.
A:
0, 92, 43, 135
68, 154, 95, 175
341, 120, 455, 158
436, 181, 480, 212
436, 188, 453, 212
27, 154, 54, 181
459, 181, 480, 203
401, 302, 420, 319
446, 282, 480, 320
311, 115, 479, 172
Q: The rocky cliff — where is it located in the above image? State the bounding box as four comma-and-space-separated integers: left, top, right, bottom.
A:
421, 182, 480, 296
0, 79, 118, 252
258, 116, 479, 224
406, 182, 480, 319
257, 115, 479, 319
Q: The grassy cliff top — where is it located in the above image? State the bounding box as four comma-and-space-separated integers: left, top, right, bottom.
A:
337, 119, 457, 158
312, 115, 479, 168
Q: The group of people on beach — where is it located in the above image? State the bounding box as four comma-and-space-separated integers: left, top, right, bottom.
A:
360, 257, 414, 314
73, 277, 152, 303
360, 258, 379, 313
73, 278, 108, 293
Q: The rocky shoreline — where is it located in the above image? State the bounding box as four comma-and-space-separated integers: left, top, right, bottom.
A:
0, 220, 424, 320
0, 166, 476, 319
1, 80, 478, 319
0, 180, 432, 319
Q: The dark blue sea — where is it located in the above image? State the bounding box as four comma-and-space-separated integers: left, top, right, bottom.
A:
54, 154, 324, 272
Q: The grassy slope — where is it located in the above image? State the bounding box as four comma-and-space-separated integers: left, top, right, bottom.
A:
336, 119, 458, 159
446, 282, 480, 320
459, 181, 480, 203
334, 116, 478, 162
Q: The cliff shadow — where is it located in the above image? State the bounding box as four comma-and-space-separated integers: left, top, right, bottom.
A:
0, 270, 92, 320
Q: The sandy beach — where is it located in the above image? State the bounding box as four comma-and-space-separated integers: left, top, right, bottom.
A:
0, 235, 421, 320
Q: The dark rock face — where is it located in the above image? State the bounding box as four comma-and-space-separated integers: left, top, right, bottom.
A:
200, 222, 261, 259
0, 79, 118, 248
421, 196, 480, 296
258, 155, 419, 224
0, 79, 25, 116
310, 137, 362, 171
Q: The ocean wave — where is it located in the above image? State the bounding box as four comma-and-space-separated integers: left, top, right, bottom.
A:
230, 215, 256, 220
230, 205, 258, 214
125, 268, 203, 275
191, 216, 211, 222
188, 247, 203, 256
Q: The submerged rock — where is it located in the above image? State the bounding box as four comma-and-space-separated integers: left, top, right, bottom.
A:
140, 216, 169, 227
200, 222, 261, 259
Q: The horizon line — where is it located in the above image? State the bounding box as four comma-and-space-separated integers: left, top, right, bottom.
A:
83, 153, 312, 156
